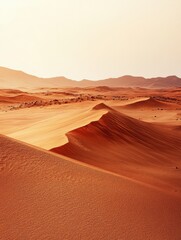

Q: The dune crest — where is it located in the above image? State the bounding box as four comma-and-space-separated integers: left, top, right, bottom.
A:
51, 109, 181, 194
92, 102, 113, 110
7, 104, 107, 149
122, 97, 175, 109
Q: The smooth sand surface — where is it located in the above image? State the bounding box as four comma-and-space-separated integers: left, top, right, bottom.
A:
1, 135, 181, 240
0, 102, 106, 149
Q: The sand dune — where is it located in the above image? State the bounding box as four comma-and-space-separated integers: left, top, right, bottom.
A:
0, 86, 180, 240
52, 104, 181, 194
122, 97, 177, 110
0, 94, 43, 104
0, 89, 24, 94
7, 103, 107, 149
1, 134, 181, 240
0, 87, 181, 239
92, 102, 112, 110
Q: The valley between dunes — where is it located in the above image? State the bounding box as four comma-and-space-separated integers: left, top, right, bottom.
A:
0, 86, 181, 239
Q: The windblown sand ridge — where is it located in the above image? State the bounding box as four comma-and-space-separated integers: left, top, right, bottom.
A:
5, 103, 107, 149
122, 97, 178, 110
92, 102, 113, 110
52, 104, 181, 194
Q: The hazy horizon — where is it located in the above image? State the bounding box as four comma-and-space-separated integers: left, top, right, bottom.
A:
0, 0, 181, 80
1, 65, 181, 81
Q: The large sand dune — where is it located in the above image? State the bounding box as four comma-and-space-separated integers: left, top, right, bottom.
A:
4, 103, 107, 149
1, 134, 181, 240
52, 104, 181, 194
1, 86, 181, 239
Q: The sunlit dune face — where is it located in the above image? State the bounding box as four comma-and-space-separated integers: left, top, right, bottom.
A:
0, 0, 181, 79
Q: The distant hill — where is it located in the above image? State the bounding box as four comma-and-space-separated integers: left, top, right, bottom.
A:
0, 66, 181, 90
0, 66, 74, 90
82, 75, 181, 88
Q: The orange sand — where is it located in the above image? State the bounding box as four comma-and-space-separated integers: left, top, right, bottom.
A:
0, 71, 181, 239
1, 135, 181, 239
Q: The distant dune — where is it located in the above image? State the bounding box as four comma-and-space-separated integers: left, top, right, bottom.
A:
51, 104, 181, 193
1, 134, 181, 239
0, 94, 43, 104
0, 66, 181, 90
122, 97, 177, 109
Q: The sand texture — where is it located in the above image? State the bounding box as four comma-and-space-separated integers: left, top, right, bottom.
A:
1, 135, 181, 240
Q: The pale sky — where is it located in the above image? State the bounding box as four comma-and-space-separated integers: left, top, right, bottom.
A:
0, 0, 181, 80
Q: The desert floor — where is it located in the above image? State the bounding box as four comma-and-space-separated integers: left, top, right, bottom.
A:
0, 87, 181, 239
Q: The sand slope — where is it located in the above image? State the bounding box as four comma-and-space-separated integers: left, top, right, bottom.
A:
122, 97, 177, 109
6, 104, 106, 149
1, 134, 181, 240
52, 104, 181, 194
